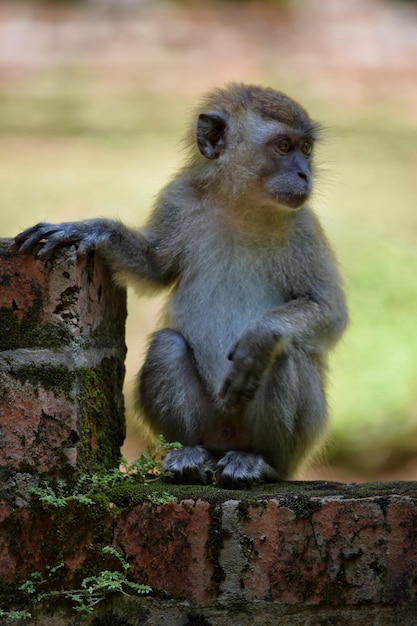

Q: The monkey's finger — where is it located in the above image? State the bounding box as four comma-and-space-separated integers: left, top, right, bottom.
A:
14, 223, 57, 255
14, 222, 48, 246
37, 236, 71, 258
15, 236, 48, 256
220, 378, 249, 412
219, 377, 239, 410
220, 368, 263, 412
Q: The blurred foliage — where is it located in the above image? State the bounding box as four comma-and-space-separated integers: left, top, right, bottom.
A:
0, 66, 416, 478
37, 0, 294, 5
0, 74, 186, 139
34, 0, 417, 5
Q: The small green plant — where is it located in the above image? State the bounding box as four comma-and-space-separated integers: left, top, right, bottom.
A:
17, 547, 151, 618
1, 437, 180, 620
19, 570, 44, 596
61, 546, 151, 614
30, 435, 181, 509
0, 609, 32, 621
30, 478, 87, 508
146, 492, 177, 505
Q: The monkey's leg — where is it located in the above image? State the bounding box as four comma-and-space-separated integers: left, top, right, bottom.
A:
252, 348, 327, 478
216, 349, 327, 488
138, 328, 218, 484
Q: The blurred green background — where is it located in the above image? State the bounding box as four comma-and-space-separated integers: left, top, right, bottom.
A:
0, 0, 416, 481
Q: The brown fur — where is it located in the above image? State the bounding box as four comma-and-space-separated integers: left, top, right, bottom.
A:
200, 82, 313, 128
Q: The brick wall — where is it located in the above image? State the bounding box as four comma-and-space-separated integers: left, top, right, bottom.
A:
1, 240, 417, 625
0, 239, 126, 483
2, 482, 417, 625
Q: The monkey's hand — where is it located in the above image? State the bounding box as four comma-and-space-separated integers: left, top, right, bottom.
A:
220, 320, 288, 413
13, 219, 112, 257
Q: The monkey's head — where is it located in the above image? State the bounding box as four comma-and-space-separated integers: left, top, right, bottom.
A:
191, 83, 318, 210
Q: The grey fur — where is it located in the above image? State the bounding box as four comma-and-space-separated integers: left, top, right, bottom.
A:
164, 446, 217, 485
14, 84, 348, 489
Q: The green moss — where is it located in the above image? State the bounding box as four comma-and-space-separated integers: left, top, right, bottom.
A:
106, 479, 417, 511
184, 613, 213, 626
33, 500, 112, 578
90, 615, 132, 626
206, 504, 226, 591
0, 306, 73, 351
77, 359, 126, 474
0, 498, 120, 616
107, 481, 228, 508
12, 364, 74, 398
237, 498, 268, 521
0, 581, 28, 614
84, 324, 126, 352
0, 267, 74, 351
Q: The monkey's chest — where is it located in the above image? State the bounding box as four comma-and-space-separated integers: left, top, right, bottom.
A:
166, 241, 285, 391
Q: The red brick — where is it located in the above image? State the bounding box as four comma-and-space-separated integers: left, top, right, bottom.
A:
114, 486, 417, 607
114, 499, 215, 605
0, 373, 78, 473
1, 485, 417, 618
0, 239, 127, 478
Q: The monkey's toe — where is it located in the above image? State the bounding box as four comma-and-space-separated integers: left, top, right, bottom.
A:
163, 445, 216, 485
215, 451, 280, 490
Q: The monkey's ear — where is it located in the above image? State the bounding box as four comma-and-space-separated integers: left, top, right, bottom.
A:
196, 112, 228, 159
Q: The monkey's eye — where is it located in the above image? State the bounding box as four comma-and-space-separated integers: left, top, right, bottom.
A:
301, 140, 313, 157
275, 138, 291, 154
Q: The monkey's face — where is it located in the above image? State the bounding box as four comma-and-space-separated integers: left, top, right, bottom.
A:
259, 126, 314, 209
196, 101, 316, 211
235, 113, 316, 210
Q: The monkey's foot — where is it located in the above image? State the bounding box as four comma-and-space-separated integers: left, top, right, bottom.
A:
215, 451, 280, 490
163, 445, 217, 485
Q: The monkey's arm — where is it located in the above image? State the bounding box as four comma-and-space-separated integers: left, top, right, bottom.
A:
13, 217, 180, 287
220, 236, 348, 413
221, 291, 347, 412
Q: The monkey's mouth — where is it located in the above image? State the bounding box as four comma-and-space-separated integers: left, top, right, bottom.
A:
274, 192, 310, 209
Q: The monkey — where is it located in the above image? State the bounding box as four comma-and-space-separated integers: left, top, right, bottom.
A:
14, 83, 348, 489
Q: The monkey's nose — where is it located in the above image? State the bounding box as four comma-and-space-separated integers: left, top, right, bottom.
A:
297, 171, 308, 181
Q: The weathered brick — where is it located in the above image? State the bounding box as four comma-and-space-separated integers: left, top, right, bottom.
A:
0, 239, 127, 479
115, 499, 215, 605
1, 483, 417, 623
111, 484, 417, 609
242, 497, 390, 604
